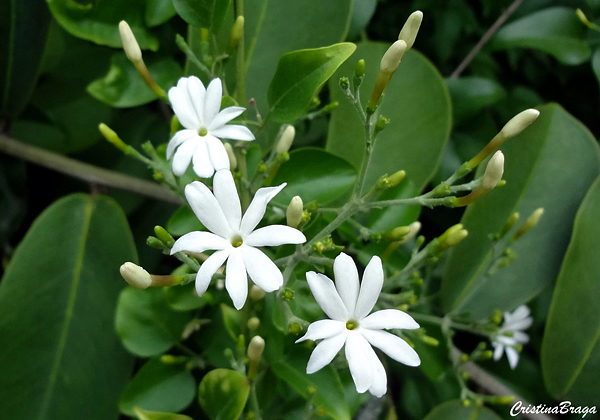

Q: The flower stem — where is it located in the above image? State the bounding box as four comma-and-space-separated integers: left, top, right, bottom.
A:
234, 0, 246, 106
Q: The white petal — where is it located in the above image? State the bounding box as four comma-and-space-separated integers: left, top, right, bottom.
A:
209, 106, 246, 130
192, 138, 215, 178
168, 79, 200, 129
204, 135, 230, 172
361, 328, 420, 367
306, 272, 348, 322
306, 331, 347, 374
187, 76, 207, 126
513, 331, 530, 344
195, 249, 230, 297
204, 78, 223, 124
241, 245, 282, 292
239, 183, 286, 236
171, 231, 229, 254
245, 225, 306, 247
213, 169, 242, 232
511, 305, 530, 321
333, 253, 360, 316
226, 249, 248, 309
211, 125, 255, 141
167, 129, 196, 160
345, 332, 373, 393
505, 346, 520, 369
171, 139, 197, 176
508, 317, 533, 332
296, 319, 346, 343
364, 339, 387, 397
354, 256, 384, 320
185, 181, 232, 238
361, 309, 420, 330
492, 343, 504, 361
495, 335, 517, 347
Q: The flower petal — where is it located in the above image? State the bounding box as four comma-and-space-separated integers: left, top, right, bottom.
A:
226, 249, 248, 310
505, 346, 520, 369
209, 106, 246, 130
169, 78, 200, 129
361, 329, 420, 367
187, 76, 207, 126
167, 129, 196, 160
333, 253, 360, 316
211, 124, 255, 141
306, 331, 347, 374
204, 134, 230, 172
245, 225, 306, 247
492, 343, 504, 361
345, 332, 373, 393
306, 272, 348, 321
204, 78, 222, 124
354, 256, 384, 320
239, 183, 286, 236
363, 339, 387, 397
495, 335, 517, 347
361, 309, 420, 331
296, 319, 346, 343
171, 231, 230, 254
511, 305, 530, 321
185, 181, 232, 238
213, 169, 242, 232
192, 138, 215, 178
241, 245, 283, 292
195, 249, 230, 297
172, 139, 197, 176
512, 331, 530, 344
507, 317, 533, 332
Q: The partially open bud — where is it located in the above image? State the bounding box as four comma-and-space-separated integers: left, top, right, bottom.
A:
481, 151, 504, 189
224, 142, 237, 170
512, 208, 544, 241
120, 262, 152, 289
276, 125, 295, 155
380, 40, 408, 74
227, 16, 245, 53
119, 21, 142, 63
398, 11, 423, 50
286, 196, 303, 228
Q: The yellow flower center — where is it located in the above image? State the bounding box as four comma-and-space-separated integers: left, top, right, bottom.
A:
231, 235, 243, 248
346, 320, 359, 330
199, 127, 208, 136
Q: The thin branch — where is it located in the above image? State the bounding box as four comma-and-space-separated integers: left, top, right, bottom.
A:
450, 0, 523, 78
0, 134, 181, 204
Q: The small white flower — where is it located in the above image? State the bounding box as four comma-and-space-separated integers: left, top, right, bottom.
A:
492, 305, 532, 369
297, 253, 421, 397
171, 169, 306, 309
167, 76, 255, 178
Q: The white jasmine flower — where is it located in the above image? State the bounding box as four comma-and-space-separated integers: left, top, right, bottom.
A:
492, 305, 532, 369
167, 77, 255, 178
171, 169, 306, 309
297, 253, 420, 397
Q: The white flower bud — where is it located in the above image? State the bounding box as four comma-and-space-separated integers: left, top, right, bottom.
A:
499, 109, 540, 140
276, 125, 295, 155
247, 336, 265, 362
120, 262, 151, 289
482, 151, 504, 189
286, 196, 303, 228
380, 40, 408, 73
119, 21, 142, 63
399, 221, 422, 244
398, 11, 423, 50
224, 143, 237, 170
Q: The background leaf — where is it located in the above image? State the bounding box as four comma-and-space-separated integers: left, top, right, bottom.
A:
422, 400, 502, 420
0, 194, 136, 419
172, 0, 231, 31
198, 368, 250, 420
445, 76, 506, 125
135, 407, 194, 420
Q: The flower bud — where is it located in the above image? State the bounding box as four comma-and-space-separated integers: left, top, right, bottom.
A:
481, 151, 504, 190
276, 125, 295, 155
398, 221, 421, 245
498, 212, 519, 238
247, 336, 265, 362
250, 285, 266, 301
445, 229, 468, 247
154, 225, 174, 247
99, 123, 128, 152
227, 16, 245, 53
512, 208, 544, 241
499, 109, 540, 140
398, 11, 423, 50
119, 21, 142, 63
322, 102, 339, 113
384, 226, 411, 241
380, 40, 408, 74
286, 196, 303, 228
247, 317, 260, 331
120, 262, 152, 289
354, 59, 366, 78
224, 142, 238, 170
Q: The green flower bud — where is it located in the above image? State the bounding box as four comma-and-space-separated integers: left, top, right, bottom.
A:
247, 317, 260, 331
512, 208, 544, 241
322, 101, 339, 113
289, 322, 302, 335
99, 123, 128, 152
227, 16, 245, 53
354, 59, 366, 78
281, 288, 294, 301
339, 76, 350, 91
154, 225, 174, 247
147, 236, 164, 249
385, 226, 412, 241
498, 212, 520, 238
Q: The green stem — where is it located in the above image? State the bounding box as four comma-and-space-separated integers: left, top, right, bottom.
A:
234, 0, 246, 106
248, 380, 263, 420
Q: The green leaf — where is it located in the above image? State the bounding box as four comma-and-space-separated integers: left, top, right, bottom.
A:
271, 347, 351, 420
221, 303, 241, 340
271, 148, 357, 205
47, 0, 158, 50
0, 0, 50, 117
591, 47, 600, 93
423, 400, 502, 420
541, 176, 600, 405
165, 283, 212, 311
490, 7, 591, 65
446, 76, 506, 125
134, 407, 194, 420
0, 194, 136, 419
167, 205, 205, 237
88, 53, 182, 108
145, 0, 178, 28
267, 43, 356, 123
116, 286, 194, 357
198, 369, 250, 420
120, 358, 196, 416
441, 104, 600, 317
173, 0, 231, 32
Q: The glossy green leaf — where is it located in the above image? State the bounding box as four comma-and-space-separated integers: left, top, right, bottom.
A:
135, 407, 194, 420
441, 104, 600, 317
591, 47, 600, 93
541, 177, 600, 405
446, 76, 506, 125
167, 205, 205, 236
145, 0, 178, 27
165, 283, 212, 311
491, 7, 591, 65
423, 400, 502, 420
271, 347, 351, 420
0, 0, 50, 117
88, 53, 182, 108
271, 148, 357, 205
47, 0, 158, 50
120, 359, 196, 416
116, 286, 194, 357
268, 43, 356, 123
198, 369, 250, 420
221, 303, 241, 340
173, 0, 231, 31
0, 194, 136, 419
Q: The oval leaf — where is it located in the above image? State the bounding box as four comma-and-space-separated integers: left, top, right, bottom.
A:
172, 0, 231, 31
423, 400, 502, 420
446, 76, 506, 125
198, 369, 250, 420
267, 43, 356, 123
0, 194, 136, 419
135, 407, 194, 420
